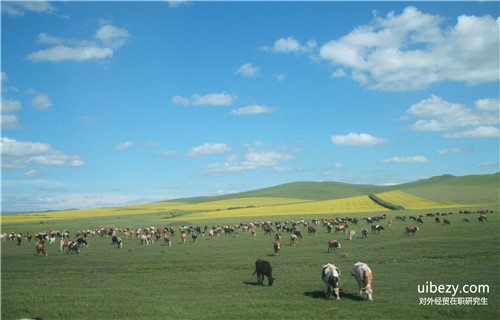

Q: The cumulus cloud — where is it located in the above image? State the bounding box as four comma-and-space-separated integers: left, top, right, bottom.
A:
115, 141, 136, 150
331, 132, 388, 147
205, 150, 295, 175
2, 1, 57, 17
173, 92, 236, 106
27, 24, 130, 63
262, 37, 316, 54
31, 94, 52, 110
382, 156, 429, 164
231, 105, 275, 115
1, 98, 22, 113
444, 126, 500, 138
186, 143, 232, 157
405, 95, 499, 138
438, 146, 473, 154
319, 6, 499, 91
235, 63, 261, 77
1, 137, 84, 169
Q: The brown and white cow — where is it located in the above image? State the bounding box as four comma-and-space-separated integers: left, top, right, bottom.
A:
328, 240, 341, 252
322, 263, 341, 300
180, 233, 186, 244
349, 230, 356, 240
352, 262, 373, 300
273, 241, 281, 256
36, 242, 47, 256
164, 235, 171, 247
405, 226, 419, 236
290, 234, 298, 246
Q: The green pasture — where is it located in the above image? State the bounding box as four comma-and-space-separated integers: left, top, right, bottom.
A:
1, 205, 499, 320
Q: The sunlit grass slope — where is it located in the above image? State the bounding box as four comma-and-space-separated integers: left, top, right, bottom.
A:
374, 190, 463, 210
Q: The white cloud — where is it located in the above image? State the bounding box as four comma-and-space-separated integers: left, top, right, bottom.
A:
382, 156, 429, 164
2, 1, 57, 17
331, 69, 347, 78
444, 126, 500, 138
1, 137, 84, 169
231, 105, 275, 115
1, 98, 22, 113
173, 92, 236, 106
186, 143, 232, 157
204, 144, 297, 175
235, 63, 261, 77
406, 95, 499, 137
262, 36, 316, 54
31, 94, 52, 110
1, 114, 21, 129
28, 46, 114, 62
157, 150, 178, 157
115, 141, 136, 150
331, 132, 388, 147
22, 169, 45, 179
95, 25, 131, 49
438, 146, 473, 154
27, 24, 130, 63
319, 6, 499, 91
276, 74, 286, 81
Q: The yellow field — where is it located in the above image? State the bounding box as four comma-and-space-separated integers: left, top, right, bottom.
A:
176, 195, 390, 220
374, 190, 461, 210
0, 197, 309, 223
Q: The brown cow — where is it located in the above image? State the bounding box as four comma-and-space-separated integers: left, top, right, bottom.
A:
443, 218, 451, 225
273, 241, 281, 256
36, 242, 47, 256
405, 226, 419, 236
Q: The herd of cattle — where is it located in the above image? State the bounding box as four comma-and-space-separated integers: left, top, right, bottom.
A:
2, 208, 493, 300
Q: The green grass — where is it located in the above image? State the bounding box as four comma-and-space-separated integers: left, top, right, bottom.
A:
2, 205, 499, 320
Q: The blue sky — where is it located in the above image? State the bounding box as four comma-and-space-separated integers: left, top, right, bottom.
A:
1, 1, 499, 212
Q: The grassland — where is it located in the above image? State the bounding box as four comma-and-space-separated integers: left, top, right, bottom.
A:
1, 173, 499, 319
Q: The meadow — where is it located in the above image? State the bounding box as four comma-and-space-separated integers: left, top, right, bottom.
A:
1, 175, 499, 320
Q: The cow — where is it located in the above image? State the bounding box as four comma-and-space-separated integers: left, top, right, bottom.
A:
308, 226, 317, 236
273, 241, 281, 256
361, 228, 368, 238
290, 234, 298, 246
435, 217, 441, 223
275, 233, 281, 241
443, 218, 451, 225
387, 220, 393, 227
349, 230, 356, 240
181, 233, 186, 244
35, 242, 47, 256
140, 235, 150, 245
416, 217, 424, 224
322, 263, 341, 300
478, 215, 488, 222
352, 262, 373, 300
462, 218, 470, 223
116, 237, 123, 249
405, 226, 419, 236
372, 225, 384, 233
77, 238, 88, 247
192, 233, 198, 243
164, 235, 171, 247
328, 240, 341, 252
253, 259, 274, 286
60, 239, 73, 252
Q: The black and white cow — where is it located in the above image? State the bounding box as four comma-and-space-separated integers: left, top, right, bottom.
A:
322, 263, 341, 300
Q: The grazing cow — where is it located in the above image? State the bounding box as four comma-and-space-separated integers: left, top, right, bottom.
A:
352, 262, 373, 300
416, 217, 424, 224
275, 233, 281, 241
181, 233, 186, 244
251, 230, 256, 237
290, 234, 298, 246
77, 238, 88, 247
349, 230, 356, 240
435, 217, 440, 223
443, 218, 451, 225
253, 259, 274, 286
328, 240, 341, 252
462, 218, 470, 223
273, 241, 281, 256
116, 237, 123, 249
308, 226, 317, 236
361, 228, 368, 238
60, 239, 73, 252
387, 220, 393, 227
478, 215, 488, 222
322, 263, 341, 300
405, 226, 419, 236
35, 242, 47, 256
164, 235, 171, 247
192, 233, 198, 243
372, 225, 384, 233
140, 235, 150, 245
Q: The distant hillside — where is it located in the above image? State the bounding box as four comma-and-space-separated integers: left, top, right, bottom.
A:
171, 172, 499, 206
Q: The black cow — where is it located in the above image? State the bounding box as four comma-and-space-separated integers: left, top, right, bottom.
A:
253, 259, 275, 286
77, 238, 88, 247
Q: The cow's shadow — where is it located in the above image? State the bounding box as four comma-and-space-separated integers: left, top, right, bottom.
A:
304, 289, 364, 301
243, 281, 265, 286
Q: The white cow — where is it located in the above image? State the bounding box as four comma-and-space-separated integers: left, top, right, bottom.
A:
352, 262, 373, 300
322, 263, 341, 300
